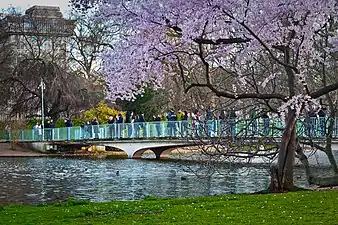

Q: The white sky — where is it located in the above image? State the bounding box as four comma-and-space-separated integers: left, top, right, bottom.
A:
0, 0, 70, 14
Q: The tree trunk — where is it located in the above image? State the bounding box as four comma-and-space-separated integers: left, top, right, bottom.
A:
325, 149, 338, 175
269, 113, 296, 192
324, 116, 338, 175
296, 141, 338, 187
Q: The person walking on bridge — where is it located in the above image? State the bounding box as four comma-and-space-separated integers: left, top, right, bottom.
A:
108, 116, 115, 138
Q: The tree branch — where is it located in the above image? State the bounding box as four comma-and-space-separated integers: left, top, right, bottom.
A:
185, 83, 287, 100
310, 82, 338, 99
194, 37, 250, 45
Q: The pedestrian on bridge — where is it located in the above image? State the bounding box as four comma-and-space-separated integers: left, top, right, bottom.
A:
153, 114, 162, 137
84, 121, 92, 139
261, 112, 270, 135
181, 111, 189, 137
46, 120, 55, 141
250, 109, 258, 136
138, 113, 146, 137
5, 124, 10, 142
125, 111, 134, 138
167, 109, 177, 137
65, 118, 72, 140
92, 117, 100, 139
33, 122, 42, 141
116, 114, 124, 138
307, 109, 317, 137
318, 107, 327, 137
108, 116, 115, 138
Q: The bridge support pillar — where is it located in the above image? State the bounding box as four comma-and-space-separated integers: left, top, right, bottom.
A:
154, 152, 161, 160
152, 147, 171, 159
130, 153, 142, 159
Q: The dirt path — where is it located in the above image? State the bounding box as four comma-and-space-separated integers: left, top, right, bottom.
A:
0, 143, 47, 157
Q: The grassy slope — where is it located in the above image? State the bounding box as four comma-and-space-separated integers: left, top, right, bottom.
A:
0, 190, 337, 225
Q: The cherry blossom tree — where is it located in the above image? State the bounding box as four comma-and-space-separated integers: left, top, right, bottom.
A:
71, 0, 338, 191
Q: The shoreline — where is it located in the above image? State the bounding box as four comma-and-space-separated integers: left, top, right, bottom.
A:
0, 143, 48, 157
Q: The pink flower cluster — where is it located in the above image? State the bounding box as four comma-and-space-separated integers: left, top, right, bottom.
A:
80, 0, 338, 102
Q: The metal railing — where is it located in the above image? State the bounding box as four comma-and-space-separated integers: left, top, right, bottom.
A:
0, 117, 335, 142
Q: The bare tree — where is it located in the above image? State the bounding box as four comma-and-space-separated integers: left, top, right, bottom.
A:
0, 6, 101, 120
68, 12, 118, 83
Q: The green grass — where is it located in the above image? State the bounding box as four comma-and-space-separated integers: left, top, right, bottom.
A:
0, 191, 337, 224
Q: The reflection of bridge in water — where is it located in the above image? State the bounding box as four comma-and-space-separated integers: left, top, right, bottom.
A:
2, 119, 338, 159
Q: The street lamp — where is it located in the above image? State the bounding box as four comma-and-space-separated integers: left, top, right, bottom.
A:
39, 77, 45, 141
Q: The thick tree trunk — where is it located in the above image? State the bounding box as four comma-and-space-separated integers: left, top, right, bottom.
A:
269, 113, 296, 192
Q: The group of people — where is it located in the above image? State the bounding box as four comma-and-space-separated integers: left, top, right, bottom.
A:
306, 107, 327, 137
32, 119, 56, 140
19, 106, 332, 141
28, 108, 269, 140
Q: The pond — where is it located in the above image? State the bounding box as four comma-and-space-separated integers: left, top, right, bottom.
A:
0, 157, 309, 205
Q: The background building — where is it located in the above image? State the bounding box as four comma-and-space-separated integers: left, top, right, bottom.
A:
0, 6, 75, 121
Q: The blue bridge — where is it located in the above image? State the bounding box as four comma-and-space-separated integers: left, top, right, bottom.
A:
1, 118, 336, 158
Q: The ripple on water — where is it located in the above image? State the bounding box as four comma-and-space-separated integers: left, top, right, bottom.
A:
0, 157, 309, 204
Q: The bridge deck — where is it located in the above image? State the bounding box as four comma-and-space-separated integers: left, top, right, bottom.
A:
0, 118, 334, 143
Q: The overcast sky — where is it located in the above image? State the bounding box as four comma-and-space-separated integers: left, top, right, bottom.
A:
0, 0, 70, 14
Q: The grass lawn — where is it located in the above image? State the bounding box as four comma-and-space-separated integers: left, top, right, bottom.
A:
0, 190, 337, 225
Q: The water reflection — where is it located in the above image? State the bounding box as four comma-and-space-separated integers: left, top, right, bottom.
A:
0, 158, 308, 205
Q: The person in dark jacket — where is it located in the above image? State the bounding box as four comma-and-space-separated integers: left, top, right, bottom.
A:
167, 109, 177, 137
45, 119, 55, 140
5, 124, 10, 142
227, 110, 236, 136
138, 113, 146, 137
65, 118, 72, 127
134, 114, 140, 138
307, 109, 317, 137
250, 109, 258, 136
45, 120, 52, 140
108, 116, 115, 138
64, 117, 72, 140
91, 117, 100, 139
182, 111, 189, 136
318, 107, 326, 136
153, 114, 162, 137
261, 112, 269, 135
125, 111, 133, 138
116, 114, 124, 138
85, 121, 92, 139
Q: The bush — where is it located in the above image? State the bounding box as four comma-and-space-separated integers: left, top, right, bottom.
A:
84, 101, 125, 124
55, 118, 84, 128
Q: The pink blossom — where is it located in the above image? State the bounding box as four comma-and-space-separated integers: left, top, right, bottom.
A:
72, 0, 338, 102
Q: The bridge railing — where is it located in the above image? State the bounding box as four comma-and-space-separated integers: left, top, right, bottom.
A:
0, 117, 335, 142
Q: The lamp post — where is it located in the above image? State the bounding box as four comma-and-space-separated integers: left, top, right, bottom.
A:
40, 77, 45, 141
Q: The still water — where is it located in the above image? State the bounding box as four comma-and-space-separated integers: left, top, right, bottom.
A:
0, 158, 308, 205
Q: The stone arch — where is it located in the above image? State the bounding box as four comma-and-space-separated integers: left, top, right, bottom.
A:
132, 146, 175, 159
104, 145, 128, 158
132, 148, 151, 159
